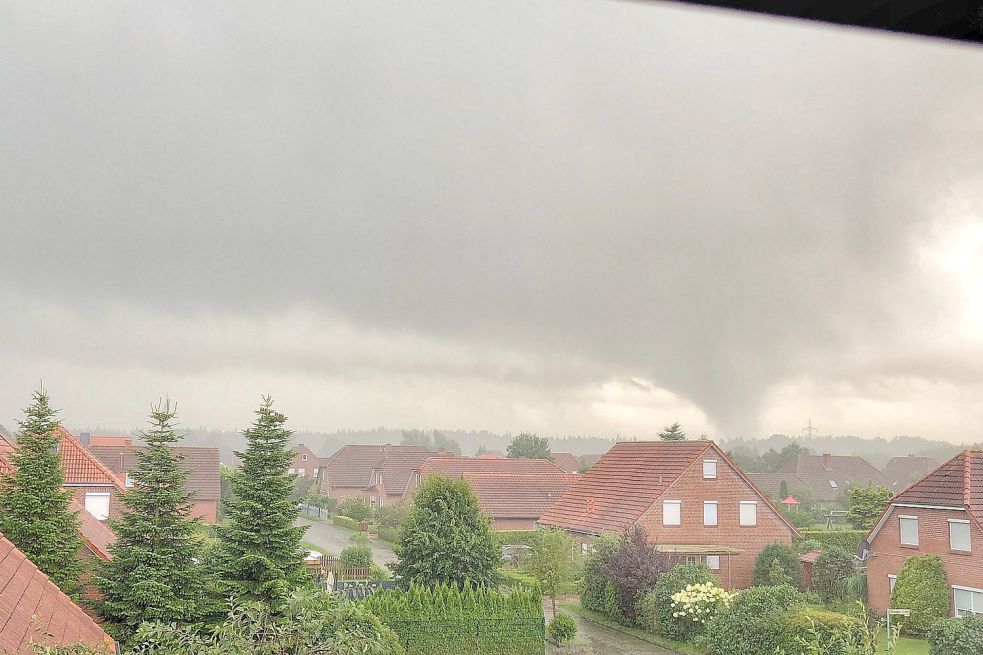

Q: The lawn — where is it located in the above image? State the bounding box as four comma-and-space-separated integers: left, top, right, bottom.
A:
875, 627, 929, 655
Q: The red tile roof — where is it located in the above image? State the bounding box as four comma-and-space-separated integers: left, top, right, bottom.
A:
463, 472, 577, 520
550, 452, 582, 473
377, 449, 433, 495
882, 454, 941, 488
87, 445, 221, 500
418, 455, 565, 478
324, 444, 431, 489
70, 500, 116, 561
54, 428, 126, 493
0, 532, 116, 654
892, 450, 983, 517
538, 440, 713, 534
771, 454, 890, 501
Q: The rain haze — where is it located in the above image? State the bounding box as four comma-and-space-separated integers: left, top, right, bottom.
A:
2, 0, 983, 442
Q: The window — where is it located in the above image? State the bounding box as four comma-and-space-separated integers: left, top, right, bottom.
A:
663, 500, 681, 526
313, 467, 319, 476
685, 555, 698, 565
828, 480, 838, 488
302, 453, 308, 461
124, 471, 134, 488
369, 496, 377, 507
888, 575, 897, 594
899, 516, 919, 546
954, 586, 983, 617
704, 501, 718, 526
298, 468, 305, 477
950, 519, 971, 552
85, 492, 110, 521
581, 542, 590, 554
739, 501, 757, 526
706, 555, 720, 570
703, 460, 717, 479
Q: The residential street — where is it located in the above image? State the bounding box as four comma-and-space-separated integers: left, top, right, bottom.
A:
545, 603, 675, 655
296, 516, 396, 565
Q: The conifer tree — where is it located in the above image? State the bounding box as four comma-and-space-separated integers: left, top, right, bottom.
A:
214, 396, 307, 608
0, 386, 83, 593
95, 400, 213, 640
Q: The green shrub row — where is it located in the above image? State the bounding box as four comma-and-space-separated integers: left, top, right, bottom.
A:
362, 582, 544, 655
797, 529, 866, 554
493, 530, 541, 549
927, 615, 983, 655
377, 527, 400, 544
333, 514, 360, 530
498, 568, 542, 593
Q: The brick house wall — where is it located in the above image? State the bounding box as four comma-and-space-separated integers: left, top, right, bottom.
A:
634, 449, 796, 589
867, 504, 983, 615
189, 499, 218, 524
69, 486, 124, 522
290, 444, 320, 479
494, 518, 537, 531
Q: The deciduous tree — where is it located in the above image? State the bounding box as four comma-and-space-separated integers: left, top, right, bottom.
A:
528, 527, 578, 615
845, 483, 893, 530
506, 433, 552, 460
600, 526, 672, 621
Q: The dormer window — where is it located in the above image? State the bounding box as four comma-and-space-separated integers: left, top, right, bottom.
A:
828, 480, 838, 488
703, 460, 717, 479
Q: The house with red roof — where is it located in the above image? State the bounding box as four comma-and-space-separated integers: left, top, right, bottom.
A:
0, 532, 116, 654
537, 440, 800, 589
290, 443, 323, 480
550, 452, 583, 474
865, 450, 983, 617
749, 453, 891, 503
882, 454, 941, 490
463, 472, 576, 530
87, 443, 221, 523
406, 454, 566, 496
317, 444, 432, 506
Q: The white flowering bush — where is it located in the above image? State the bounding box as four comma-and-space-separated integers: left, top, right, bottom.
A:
670, 582, 736, 629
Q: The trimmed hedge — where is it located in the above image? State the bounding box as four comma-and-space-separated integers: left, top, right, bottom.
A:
927, 615, 983, 655
494, 530, 541, 549
700, 584, 804, 655
636, 563, 716, 640
786, 608, 873, 655
891, 555, 949, 636
797, 529, 866, 554
341, 545, 373, 568
547, 614, 577, 645
362, 582, 544, 655
499, 568, 542, 593
334, 514, 360, 530
580, 533, 620, 615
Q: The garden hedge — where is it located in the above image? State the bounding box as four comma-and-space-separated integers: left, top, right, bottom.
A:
333, 514, 360, 531
797, 529, 866, 554
498, 568, 542, 593
890, 555, 949, 635
377, 527, 400, 544
752, 543, 804, 589
494, 530, 541, 549
546, 614, 577, 646
700, 584, 804, 655
636, 563, 717, 640
580, 533, 620, 615
785, 608, 873, 655
927, 615, 983, 655
362, 582, 545, 655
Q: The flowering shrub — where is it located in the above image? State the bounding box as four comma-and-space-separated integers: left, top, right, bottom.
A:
670, 582, 735, 630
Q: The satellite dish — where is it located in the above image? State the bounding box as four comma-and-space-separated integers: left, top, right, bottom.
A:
856, 539, 871, 561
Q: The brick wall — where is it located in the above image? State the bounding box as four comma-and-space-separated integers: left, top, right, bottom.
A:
290, 445, 320, 479
866, 504, 983, 615
190, 499, 218, 524
634, 447, 796, 589
493, 518, 536, 531
70, 486, 124, 521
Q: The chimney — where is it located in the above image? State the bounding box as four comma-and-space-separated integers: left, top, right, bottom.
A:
822, 453, 832, 470
80, 432, 90, 445
437, 447, 446, 455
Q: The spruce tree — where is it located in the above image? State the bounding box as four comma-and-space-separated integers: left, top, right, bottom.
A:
95, 400, 212, 640
0, 386, 83, 593
214, 396, 307, 608
658, 422, 686, 441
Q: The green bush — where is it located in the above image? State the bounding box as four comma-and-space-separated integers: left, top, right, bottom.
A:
786, 608, 874, 655
795, 539, 823, 554
547, 614, 577, 645
927, 615, 983, 655
350, 531, 370, 545
890, 555, 949, 636
601, 580, 624, 624
340, 545, 373, 568
753, 543, 804, 589
797, 529, 866, 554
493, 531, 542, 549
370, 564, 393, 581
636, 563, 716, 640
812, 547, 858, 602
499, 568, 542, 593
377, 527, 400, 544
362, 582, 544, 655
700, 584, 804, 655
333, 514, 360, 531
338, 497, 375, 523
580, 533, 620, 614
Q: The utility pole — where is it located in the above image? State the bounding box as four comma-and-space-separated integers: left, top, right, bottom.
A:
801, 419, 818, 438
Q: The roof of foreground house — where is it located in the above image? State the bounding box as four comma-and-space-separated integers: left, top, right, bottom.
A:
538, 440, 799, 537
324, 444, 431, 489
0, 430, 126, 494
550, 452, 582, 473
70, 500, 116, 560
87, 445, 221, 500
0, 533, 116, 654
463, 472, 577, 520
882, 454, 941, 488
418, 455, 565, 479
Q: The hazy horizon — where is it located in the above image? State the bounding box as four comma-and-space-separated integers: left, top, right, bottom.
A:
2, 1, 982, 443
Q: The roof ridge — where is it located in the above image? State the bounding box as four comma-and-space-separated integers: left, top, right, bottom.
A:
964, 450, 973, 507
57, 426, 128, 494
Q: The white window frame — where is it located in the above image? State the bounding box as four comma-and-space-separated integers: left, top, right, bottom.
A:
949, 519, 972, 552
369, 496, 378, 508
313, 467, 319, 476
828, 480, 838, 488
704, 501, 718, 526
302, 453, 308, 461
899, 515, 919, 546
703, 459, 717, 479
298, 468, 305, 477
581, 542, 590, 554
685, 555, 698, 566
888, 574, 897, 594
84, 492, 111, 521
663, 500, 681, 526
739, 501, 757, 526
953, 585, 983, 617
124, 471, 134, 488
706, 555, 720, 570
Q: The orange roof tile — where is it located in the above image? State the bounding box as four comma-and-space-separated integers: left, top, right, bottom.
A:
54, 428, 126, 493
0, 532, 116, 654
538, 440, 713, 534
70, 501, 116, 561
550, 452, 582, 473
463, 472, 577, 520
891, 450, 983, 521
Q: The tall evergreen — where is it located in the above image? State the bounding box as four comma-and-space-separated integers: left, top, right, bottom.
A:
214, 396, 307, 608
95, 400, 212, 640
658, 422, 686, 441
0, 386, 83, 593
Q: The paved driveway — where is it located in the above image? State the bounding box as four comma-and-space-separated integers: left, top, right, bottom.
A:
545, 603, 675, 655
297, 516, 396, 565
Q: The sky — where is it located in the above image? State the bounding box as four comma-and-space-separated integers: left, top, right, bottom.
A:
1, 1, 982, 442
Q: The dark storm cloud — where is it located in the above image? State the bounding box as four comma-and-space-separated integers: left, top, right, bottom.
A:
1, 0, 982, 433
